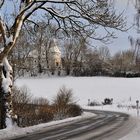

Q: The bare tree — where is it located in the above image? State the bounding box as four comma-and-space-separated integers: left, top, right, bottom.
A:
98, 46, 110, 62
0, 0, 125, 128
62, 36, 88, 75
129, 0, 140, 71
111, 50, 134, 73
135, 0, 140, 31
52, 86, 74, 120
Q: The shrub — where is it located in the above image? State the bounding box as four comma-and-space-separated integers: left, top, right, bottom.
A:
67, 104, 83, 117
12, 86, 32, 116
88, 100, 101, 106
52, 86, 82, 120
102, 98, 113, 105
12, 85, 82, 127
12, 86, 53, 127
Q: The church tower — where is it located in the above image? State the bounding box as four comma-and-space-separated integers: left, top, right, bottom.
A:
48, 39, 62, 70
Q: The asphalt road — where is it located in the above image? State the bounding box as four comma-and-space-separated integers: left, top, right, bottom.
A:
10, 110, 136, 140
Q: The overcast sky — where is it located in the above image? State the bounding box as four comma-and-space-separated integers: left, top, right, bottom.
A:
102, 0, 138, 55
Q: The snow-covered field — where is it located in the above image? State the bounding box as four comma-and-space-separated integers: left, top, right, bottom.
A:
16, 76, 140, 106
0, 76, 136, 140
15, 76, 140, 140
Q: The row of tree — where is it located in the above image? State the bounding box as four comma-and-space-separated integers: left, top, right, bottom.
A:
0, 0, 126, 128
9, 22, 140, 78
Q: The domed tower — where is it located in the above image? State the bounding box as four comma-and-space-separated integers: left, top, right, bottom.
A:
48, 39, 62, 71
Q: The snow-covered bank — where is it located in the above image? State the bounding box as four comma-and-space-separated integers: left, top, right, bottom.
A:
83, 105, 140, 140
83, 105, 138, 117
0, 112, 95, 140
15, 76, 140, 140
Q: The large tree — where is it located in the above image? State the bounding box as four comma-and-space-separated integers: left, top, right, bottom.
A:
0, 0, 125, 129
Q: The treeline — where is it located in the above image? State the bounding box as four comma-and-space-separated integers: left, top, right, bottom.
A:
8, 22, 140, 78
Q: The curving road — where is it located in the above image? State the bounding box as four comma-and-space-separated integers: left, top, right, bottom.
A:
10, 110, 136, 140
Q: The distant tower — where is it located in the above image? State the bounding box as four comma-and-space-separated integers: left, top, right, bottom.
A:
48, 39, 62, 71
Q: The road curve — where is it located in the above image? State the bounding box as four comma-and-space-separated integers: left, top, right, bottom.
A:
10, 110, 135, 140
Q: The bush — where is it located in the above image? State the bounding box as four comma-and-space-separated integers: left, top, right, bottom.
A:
12, 85, 82, 127
67, 104, 83, 117
52, 86, 82, 120
12, 86, 32, 116
102, 98, 113, 105
88, 100, 101, 106
12, 86, 53, 127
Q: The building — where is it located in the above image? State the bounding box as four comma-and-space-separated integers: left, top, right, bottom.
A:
47, 38, 62, 70
27, 38, 62, 75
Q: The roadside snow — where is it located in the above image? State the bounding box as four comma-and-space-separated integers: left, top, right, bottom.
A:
15, 76, 140, 140
83, 105, 140, 140
83, 105, 138, 117
0, 112, 96, 140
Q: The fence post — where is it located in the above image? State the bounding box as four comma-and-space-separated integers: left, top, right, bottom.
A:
136, 100, 139, 116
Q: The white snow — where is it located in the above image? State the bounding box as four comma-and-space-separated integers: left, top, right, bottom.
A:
120, 120, 140, 140
5, 118, 14, 129
3, 57, 12, 72
0, 47, 4, 53
2, 57, 12, 93
83, 105, 140, 140
1, 57, 14, 128
15, 76, 140, 140
16, 76, 140, 106
5, 35, 13, 46
0, 111, 95, 140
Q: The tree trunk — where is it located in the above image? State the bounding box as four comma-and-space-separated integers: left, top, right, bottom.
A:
0, 65, 6, 129
0, 58, 17, 129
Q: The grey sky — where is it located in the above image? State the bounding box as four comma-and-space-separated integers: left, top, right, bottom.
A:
103, 0, 138, 55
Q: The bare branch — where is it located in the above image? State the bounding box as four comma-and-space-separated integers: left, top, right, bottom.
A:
0, 0, 4, 8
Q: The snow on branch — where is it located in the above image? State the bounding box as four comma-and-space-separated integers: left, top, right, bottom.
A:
0, 0, 4, 8
0, 47, 4, 53
5, 35, 13, 46
2, 57, 13, 93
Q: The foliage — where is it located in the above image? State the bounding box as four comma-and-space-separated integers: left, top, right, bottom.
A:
52, 86, 82, 120
102, 98, 113, 105
12, 86, 53, 127
0, 0, 126, 128
67, 104, 83, 117
12, 85, 82, 127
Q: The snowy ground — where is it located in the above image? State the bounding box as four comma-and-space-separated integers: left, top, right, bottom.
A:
2, 76, 138, 140
0, 112, 95, 140
15, 76, 140, 140
83, 105, 140, 140
16, 76, 140, 106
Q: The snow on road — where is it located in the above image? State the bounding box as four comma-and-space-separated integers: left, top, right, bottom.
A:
0, 76, 135, 140
83, 105, 140, 140
120, 119, 140, 140
0, 112, 95, 140
16, 76, 140, 140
